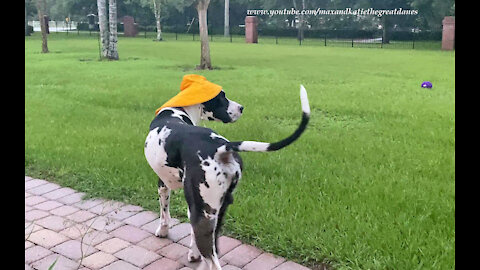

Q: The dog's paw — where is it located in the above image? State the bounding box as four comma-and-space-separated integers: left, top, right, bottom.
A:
188, 250, 201, 262
155, 225, 169, 238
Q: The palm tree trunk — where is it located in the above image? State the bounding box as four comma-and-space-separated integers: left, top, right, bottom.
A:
224, 0, 229, 37
196, 0, 212, 70
108, 0, 119, 60
97, 0, 109, 58
299, 0, 305, 40
153, 0, 163, 41
35, 0, 48, 53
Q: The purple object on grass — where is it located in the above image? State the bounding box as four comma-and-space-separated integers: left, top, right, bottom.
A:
421, 81, 433, 88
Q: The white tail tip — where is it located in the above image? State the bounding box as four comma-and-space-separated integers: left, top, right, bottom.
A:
300, 85, 310, 116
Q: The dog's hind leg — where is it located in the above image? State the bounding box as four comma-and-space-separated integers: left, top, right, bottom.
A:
187, 208, 201, 262
184, 178, 222, 269
155, 178, 171, 237
192, 215, 222, 270
214, 191, 233, 254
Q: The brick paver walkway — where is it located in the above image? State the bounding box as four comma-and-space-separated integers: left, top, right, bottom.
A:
25, 176, 311, 270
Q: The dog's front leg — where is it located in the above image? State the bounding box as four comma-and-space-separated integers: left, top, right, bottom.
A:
155, 178, 171, 237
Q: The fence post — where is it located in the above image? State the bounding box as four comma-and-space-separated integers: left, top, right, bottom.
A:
230, 34, 232, 42
275, 35, 278, 44
381, 35, 383, 48
193, 33, 195, 41
324, 33, 327, 46
351, 37, 354, 47
412, 33, 415, 49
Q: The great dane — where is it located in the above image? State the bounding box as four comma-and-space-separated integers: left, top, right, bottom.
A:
144, 84, 310, 270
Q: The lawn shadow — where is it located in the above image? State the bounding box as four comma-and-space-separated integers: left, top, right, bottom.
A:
158, 64, 235, 72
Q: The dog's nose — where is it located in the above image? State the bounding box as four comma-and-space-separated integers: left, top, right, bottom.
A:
239, 106, 244, 113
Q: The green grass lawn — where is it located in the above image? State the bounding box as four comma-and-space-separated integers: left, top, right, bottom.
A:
25, 33, 455, 270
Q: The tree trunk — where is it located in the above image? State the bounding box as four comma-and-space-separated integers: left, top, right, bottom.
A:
108, 0, 119, 60
97, 0, 109, 58
224, 0, 229, 37
196, 0, 212, 70
291, 0, 297, 30
298, 0, 305, 41
35, 0, 48, 53
153, 0, 163, 41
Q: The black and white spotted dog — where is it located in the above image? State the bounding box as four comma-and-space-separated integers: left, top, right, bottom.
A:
144, 85, 310, 270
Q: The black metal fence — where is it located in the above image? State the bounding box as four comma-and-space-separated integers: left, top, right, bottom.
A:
33, 21, 444, 50
259, 27, 442, 49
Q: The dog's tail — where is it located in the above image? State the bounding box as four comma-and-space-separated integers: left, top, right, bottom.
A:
216, 85, 310, 157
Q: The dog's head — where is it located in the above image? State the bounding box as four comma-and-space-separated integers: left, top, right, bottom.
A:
201, 90, 243, 123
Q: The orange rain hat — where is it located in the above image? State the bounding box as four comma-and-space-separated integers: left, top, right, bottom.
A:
155, 74, 223, 115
